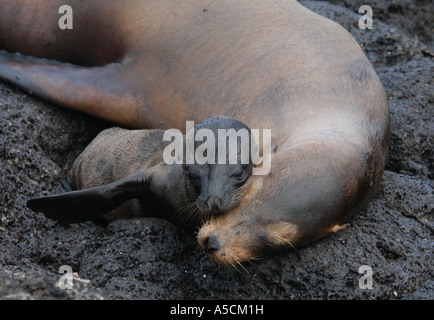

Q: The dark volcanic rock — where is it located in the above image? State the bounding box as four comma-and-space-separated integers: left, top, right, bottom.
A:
0, 0, 432, 299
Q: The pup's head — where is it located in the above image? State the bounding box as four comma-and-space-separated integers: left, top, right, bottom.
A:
183, 116, 256, 217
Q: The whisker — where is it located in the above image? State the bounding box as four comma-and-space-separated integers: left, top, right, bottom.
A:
246, 258, 268, 273
224, 181, 254, 212
225, 201, 241, 212
185, 205, 201, 223
230, 262, 241, 274
235, 180, 253, 198
199, 218, 208, 229
237, 261, 250, 275
273, 235, 296, 250
223, 264, 233, 273
174, 200, 196, 219
249, 256, 265, 261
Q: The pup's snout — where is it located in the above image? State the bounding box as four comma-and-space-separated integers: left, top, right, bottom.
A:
207, 196, 221, 212
198, 194, 222, 213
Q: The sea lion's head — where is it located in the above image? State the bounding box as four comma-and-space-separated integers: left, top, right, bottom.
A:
184, 116, 255, 218
195, 170, 302, 266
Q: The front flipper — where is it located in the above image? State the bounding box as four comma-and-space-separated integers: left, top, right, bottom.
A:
0, 50, 148, 128
27, 171, 152, 225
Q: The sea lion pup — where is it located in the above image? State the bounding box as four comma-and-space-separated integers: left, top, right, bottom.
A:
27, 116, 257, 227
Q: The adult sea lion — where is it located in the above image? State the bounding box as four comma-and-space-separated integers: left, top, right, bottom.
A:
0, 0, 390, 265
27, 116, 256, 227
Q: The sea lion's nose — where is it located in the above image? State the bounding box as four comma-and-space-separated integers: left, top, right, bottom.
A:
202, 235, 222, 254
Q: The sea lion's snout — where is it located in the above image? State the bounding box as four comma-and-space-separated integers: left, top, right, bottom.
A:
197, 210, 300, 265
197, 225, 261, 265
202, 234, 222, 254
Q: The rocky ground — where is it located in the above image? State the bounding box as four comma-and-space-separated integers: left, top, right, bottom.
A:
0, 0, 432, 300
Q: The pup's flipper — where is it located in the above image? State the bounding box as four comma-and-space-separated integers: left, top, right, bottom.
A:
27, 171, 151, 225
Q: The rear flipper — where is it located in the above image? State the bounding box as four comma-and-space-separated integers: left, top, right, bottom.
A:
0, 50, 146, 128
27, 171, 152, 225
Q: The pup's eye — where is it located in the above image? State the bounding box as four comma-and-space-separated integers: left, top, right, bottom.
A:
186, 170, 200, 184
232, 171, 244, 179
187, 171, 198, 180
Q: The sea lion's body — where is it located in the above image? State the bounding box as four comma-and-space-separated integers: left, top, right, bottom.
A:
0, 0, 390, 264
